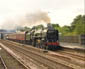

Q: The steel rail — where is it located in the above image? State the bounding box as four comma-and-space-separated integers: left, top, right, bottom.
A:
0, 56, 7, 69
1, 40, 73, 69
1, 40, 85, 69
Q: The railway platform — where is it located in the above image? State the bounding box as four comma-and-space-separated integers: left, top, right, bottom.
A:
60, 42, 85, 50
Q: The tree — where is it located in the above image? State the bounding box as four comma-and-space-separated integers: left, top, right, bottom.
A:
59, 26, 71, 36
57, 15, 85, 36
52, 24, 60, 30
17, 26, 30, 32
73, 15, 85, 35
71, 15, 82, 31
35, 24, 44, 30
24, 26, 30, 31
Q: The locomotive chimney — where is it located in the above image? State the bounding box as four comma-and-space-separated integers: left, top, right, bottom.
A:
47, 23, 54, 30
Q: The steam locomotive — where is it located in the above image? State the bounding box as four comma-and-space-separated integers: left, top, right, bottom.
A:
6, 24, 62, 50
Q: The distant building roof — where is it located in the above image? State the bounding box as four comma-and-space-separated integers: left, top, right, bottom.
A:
0, 29, 16, 34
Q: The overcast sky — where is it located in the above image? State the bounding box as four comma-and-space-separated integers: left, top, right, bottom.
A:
0, 0, 84, 29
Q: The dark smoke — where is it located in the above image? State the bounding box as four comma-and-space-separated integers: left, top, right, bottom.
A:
26, 11, 50, 23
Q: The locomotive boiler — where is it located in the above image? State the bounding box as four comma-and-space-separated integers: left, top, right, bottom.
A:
25, 23, 61, 50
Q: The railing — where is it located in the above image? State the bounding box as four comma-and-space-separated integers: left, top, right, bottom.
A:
59, 35, 85, 45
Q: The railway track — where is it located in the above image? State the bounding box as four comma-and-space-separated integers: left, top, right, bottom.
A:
0, 40, 73, 69
0, 42, 30, 69
0, 40, 85, 69
62, 47, 85, 53
0, 56, 7, 69
55, 50, 85, 60
3, 40, 85, 57
4, 40, 85, 60
48, 51, 85, 68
